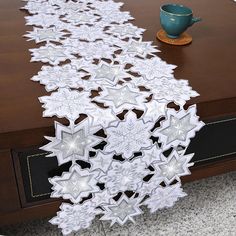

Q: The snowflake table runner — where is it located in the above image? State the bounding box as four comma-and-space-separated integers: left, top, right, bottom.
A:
21, 0, 204, 235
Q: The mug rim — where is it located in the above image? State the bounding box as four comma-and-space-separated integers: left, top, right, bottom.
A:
160, 4, 193, 16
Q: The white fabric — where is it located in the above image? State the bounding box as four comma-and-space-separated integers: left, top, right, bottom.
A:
21, 0, 204, 235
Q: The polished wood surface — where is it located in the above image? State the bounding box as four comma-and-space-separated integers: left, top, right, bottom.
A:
0, 0, 236, 136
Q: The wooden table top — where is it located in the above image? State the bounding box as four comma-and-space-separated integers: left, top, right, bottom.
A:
0, 0, 236, 135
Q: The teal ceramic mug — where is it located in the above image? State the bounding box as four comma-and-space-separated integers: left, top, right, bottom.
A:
160, 4, 201, 39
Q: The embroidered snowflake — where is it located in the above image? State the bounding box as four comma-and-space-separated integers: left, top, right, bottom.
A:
103, 34, 126, 48
25, 14, 60, 27
131, 57, 177, 80
104, 112, 153, 159
138, 179, 162, 197
106, 23, 145, 39
88, 61, 131, 85
142, 77, 199, 106
29, 44, 74, 65
100, 195, 143, 226
31, 64, 86, 92
141, 144, 162, 166
41, 120, 101, 165
49, 164, 100, 203
153, 150, 194, 185
153, 105, 205, 149
24, 27, 67, 44
143, 99, 167, 122
70, 25, 106, 42
70, 58, 92, 71
90, 151, 114, 174
59, 38, 81, 54
49, 202, 100, 235
92, 190, 115, 206
21, 1, 58, 14
57, 0, 90, 14
118, 39, 160, 58
99, 10, 134, 24
62, 11, 99, 25
92, 0, 124, 12
86, 105, 117, 129
114, 54, 142, 66
78, 79, 101, 91
97, 84, 148, 113
144, 183, 187, 213
39, 88, 93, 120
99, 158, 149, 194
124, 77, 148, 88
75, 41, 117, 61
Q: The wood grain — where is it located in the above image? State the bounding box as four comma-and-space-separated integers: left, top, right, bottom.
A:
0, 0, 236, 135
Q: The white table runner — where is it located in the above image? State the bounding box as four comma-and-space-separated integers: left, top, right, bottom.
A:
21, 0, 204, 235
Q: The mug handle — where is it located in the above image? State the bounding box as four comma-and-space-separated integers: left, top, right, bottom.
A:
189, 17, 202, 26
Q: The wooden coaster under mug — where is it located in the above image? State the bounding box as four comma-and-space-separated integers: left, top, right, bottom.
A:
157, 29, 192, 46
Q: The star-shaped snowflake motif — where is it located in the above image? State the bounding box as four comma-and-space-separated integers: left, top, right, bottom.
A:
137, 166, 165, 197
104, 112, 153, 159
138, 179, 162, 197
78, 79, 101, 91
153, 105, 205, 149
60, 38, 82, 54
62, 11, 99, 25
106, 23, 145, 39
70, 25, 106, 42
57, 0, 90, 14
92, 0, 124, 12
114, 53, 142, 66
99, 9, 134, 24
21, 1, 58, 14
49, 164, 100, 203
143, 99, 167, 122
92, 190, 115, 206
99, 158, 149, 194
130, 57, 177, 80
24, 27, 67, 44
119, 39, 160, 58
124, 76, 148, 88
31, 64, 87, 92
29, 44, 74, 65
39, 88, 94, 120
89, 61, 131, 85
25, 14, 60, 27
142, 144, 162, 166
144, 183, 187, 213
145, 78, 199, 106
153, 150, 194, 184
49, 201, 100, 235
100, 195, 143, 226
41, 120, 101, 165
70, 58, 92, 71
102, 34, 126, 48
86, 105, 117, 129
97, 84, 148, 113
75, 41, 117, 61
90, 151, 114, 174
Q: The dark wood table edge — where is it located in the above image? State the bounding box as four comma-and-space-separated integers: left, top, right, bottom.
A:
1, 96, 236, 150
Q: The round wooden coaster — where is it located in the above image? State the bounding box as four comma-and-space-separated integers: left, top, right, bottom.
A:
156, 29, 192, 46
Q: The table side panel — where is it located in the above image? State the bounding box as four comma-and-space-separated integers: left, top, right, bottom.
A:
0, 150, 21, 213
